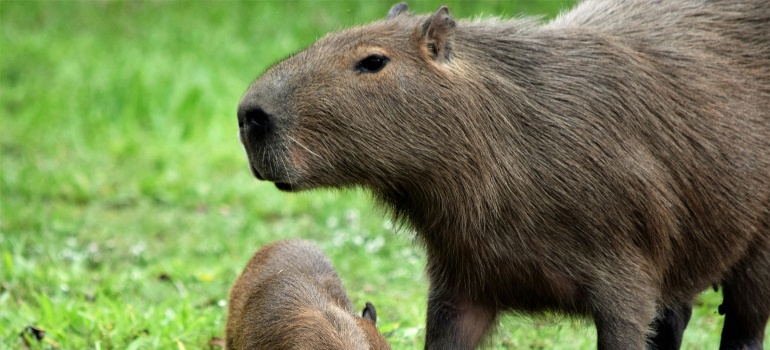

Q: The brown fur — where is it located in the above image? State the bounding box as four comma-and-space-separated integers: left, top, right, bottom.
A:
237, 1, 770, 349
225, 239, 391, 350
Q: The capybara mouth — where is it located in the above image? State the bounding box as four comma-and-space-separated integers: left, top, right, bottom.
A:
274, 182, 295, 192
249, 163, 265, 181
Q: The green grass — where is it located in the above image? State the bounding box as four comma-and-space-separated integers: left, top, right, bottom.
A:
1, 0, 767, 349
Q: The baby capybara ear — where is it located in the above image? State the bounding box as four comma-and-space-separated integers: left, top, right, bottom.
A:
386, 3, 408, 20
362, 301, 377, 323
421, 6, 456, 62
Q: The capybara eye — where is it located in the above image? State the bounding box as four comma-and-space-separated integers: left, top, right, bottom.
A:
356, 55, 388, 73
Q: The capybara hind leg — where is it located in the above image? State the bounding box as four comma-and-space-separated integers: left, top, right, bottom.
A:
719, 246, 770, 350
648, 301, 692, 350
423, 287, 496, 350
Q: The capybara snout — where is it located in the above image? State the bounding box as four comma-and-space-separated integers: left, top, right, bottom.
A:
237, 81, 298, 186
225, 239, 391, 350
237, 105, 271, 145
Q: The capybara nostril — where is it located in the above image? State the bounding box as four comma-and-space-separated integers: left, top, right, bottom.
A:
237, 104, 272, 137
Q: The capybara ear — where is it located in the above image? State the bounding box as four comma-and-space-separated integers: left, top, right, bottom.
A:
362, 301, 377, 323
386, 3, 408, 20
421, 6, 456, 62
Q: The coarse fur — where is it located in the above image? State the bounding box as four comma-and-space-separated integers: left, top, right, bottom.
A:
237, 0, 770, 349
225, 239, 390, 350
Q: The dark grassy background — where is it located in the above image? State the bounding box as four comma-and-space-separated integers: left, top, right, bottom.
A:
1, 0, 765, 349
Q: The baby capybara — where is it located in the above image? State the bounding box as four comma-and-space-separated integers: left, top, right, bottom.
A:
225, 239, 391, 350
236, 1, 770, 349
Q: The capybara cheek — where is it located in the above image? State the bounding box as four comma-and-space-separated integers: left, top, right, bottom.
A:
289, 144, 308, 171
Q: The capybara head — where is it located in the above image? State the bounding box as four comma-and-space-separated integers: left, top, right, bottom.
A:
226, 239, 391, 350
358, 302, 391, 350
238, 3, 473, 193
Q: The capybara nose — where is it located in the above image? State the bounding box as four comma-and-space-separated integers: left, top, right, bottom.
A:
237, 104, 272, 138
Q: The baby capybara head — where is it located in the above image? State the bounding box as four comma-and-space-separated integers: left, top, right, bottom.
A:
226, 239, 391, 350
238, 4, 471, 192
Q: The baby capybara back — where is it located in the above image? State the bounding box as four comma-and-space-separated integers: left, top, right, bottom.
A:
226, 239, 390, 350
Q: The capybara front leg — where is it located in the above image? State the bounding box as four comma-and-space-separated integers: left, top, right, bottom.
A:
589, 278, 656, 350
593, 309, 651, 350
423, 287, 496, 350
719, 243, 770, 350
648, 301, 693, 350
719, 284, 769, 350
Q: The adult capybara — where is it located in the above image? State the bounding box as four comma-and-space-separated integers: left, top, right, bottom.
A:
236, 1, 770, 349
225, 239, 391, 350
